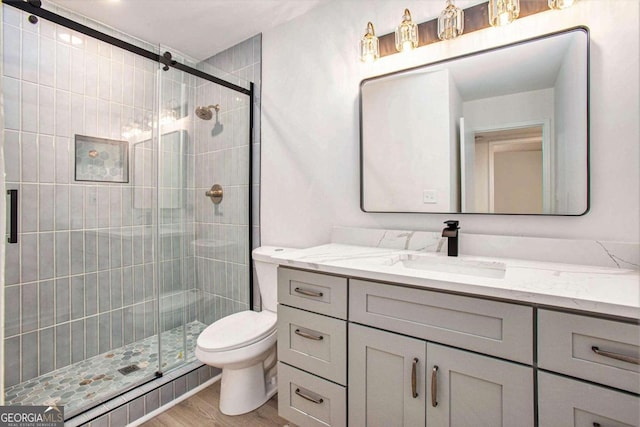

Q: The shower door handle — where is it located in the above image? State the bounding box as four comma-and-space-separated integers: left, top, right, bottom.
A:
7, 189, 18, 244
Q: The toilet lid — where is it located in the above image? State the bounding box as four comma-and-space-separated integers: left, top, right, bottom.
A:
197, 310, 277, 352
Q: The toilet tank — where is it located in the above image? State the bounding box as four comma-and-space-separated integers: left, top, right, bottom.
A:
253, 246, 293, 312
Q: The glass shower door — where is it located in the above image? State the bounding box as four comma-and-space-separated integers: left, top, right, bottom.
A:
156, 49, 253, 373
2, 4, 161, 416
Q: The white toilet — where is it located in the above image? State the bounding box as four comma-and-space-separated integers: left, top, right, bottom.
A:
195, 246, 289, 416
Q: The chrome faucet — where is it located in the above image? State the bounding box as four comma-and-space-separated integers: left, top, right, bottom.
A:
442, 220, 460, 257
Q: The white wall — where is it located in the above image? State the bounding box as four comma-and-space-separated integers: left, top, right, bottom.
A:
463, 88, 554, 132
362, 70, 453, 212
261, 0, 640, 248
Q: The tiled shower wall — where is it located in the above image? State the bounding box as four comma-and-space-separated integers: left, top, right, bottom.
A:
192, 38, 259, 324
2, 5, 160, 387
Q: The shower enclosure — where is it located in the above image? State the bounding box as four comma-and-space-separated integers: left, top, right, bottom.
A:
2, 1, 253, 420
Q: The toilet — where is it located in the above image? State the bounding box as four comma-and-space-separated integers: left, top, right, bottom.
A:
195, 246, 289, 416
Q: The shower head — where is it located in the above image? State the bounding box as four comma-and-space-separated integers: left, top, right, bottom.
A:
195, 104, 220, 120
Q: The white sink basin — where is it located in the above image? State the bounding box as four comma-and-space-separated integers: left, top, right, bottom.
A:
396, 255, 507, 279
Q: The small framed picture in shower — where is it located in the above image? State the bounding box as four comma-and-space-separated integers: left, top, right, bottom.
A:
74, 135, 129, 183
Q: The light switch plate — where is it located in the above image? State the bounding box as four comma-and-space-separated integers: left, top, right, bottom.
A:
423, 190, 437, 204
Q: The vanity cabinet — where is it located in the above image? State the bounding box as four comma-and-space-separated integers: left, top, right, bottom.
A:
538, 371, 640, 427
537, 309, 640, 394
276, 267, 639, 427
277, 268, 348, 427
348, 324, 533, 427
348, 323, 427, 427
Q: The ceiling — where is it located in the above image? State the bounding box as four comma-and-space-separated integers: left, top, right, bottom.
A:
49, 0, 329, 60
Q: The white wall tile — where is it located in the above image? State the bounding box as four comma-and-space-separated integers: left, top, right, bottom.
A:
109, 102, 122, 139
84, 53, 98, 98
4, 130, 21, 182
38, 135, 55, 183
97, 40, 111, 59
71, 93, 85, 136
21, 132, 38, 182
3, 77, 21, 129
84, 97, 98, 136
122, 65, 134, 106
21, 82, 38, 133
98, 56, 111, 100
2, 4, 22, 27
84, 35, 98, 55
39, 36, 56, 87
111, 61, 123, 104
97, 99, 110, 137
55, 137, 70, 184
143, 71, 154, 111
3, 24, 21, 79
55, 42, 70, 91
38, 85, 55, 135
39, 19, 56, 39
55, 89, 71, 137
21, 31, 39, 83
70, 47, 85, 94
133, 67, 144, 108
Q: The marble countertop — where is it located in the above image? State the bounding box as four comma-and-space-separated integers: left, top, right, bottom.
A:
272, 243, 640, 319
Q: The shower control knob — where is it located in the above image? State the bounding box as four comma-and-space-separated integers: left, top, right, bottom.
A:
205, 184, 223, 204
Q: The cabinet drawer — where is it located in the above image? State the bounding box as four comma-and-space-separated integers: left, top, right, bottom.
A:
538, 310, 640, 394
278, 362, 346, 427
278, 305, 347, 385
278, 268, 347, 319
349, 279, 533, 364
538, 371, 640, 427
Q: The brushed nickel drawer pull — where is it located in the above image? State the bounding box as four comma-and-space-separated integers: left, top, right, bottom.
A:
411, 358, 419, 398
295, 329, 324, 341
591, 346, 640, 365
431, 365, 439, 407
295, 388, 324, 404
294, 287, 324, 297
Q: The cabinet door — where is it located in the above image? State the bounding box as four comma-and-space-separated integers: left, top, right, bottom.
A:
538, 371, 640, 427
349, 323, 427, 427
426, 343, 534, 427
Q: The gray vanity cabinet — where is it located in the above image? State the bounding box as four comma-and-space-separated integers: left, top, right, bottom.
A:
277, 268, 348, 427
348, 323, 533, 427
426, 343, 534, 427
277, 267, 638, 427
538, 371, 640, 426
348, 323, 427, 427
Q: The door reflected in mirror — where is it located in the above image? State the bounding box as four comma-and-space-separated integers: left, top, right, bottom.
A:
360, 28, 589, 215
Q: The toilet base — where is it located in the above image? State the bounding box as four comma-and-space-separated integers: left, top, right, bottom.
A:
218, 362, 278, 415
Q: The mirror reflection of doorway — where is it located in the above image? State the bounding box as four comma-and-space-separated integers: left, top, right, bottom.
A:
473, 125, 548, 214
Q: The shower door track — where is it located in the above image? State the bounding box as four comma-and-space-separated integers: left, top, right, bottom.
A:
2, 0, 252, 96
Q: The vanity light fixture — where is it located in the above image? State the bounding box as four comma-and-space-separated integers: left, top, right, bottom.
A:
395, 9, 419, 52
438, 0, 464, 41
360, 22, 380, 63
488, 0, 520, 27
548, 0, 577, 10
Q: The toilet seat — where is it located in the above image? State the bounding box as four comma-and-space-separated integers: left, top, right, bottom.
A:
197, 310, 277, 352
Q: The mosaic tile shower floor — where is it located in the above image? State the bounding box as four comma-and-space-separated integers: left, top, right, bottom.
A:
4, 321, 207, 416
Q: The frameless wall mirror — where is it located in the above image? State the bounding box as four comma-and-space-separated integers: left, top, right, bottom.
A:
360, 27, 589, 215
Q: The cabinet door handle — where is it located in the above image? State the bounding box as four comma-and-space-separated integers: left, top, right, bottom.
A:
431, 365, 439, 407
411, 358, 419, 398
295, 329, 324, 341
295, 388, 324, 404
294, 287, 324, 297
7, 189, 18, 244
591, 346, 640, 365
